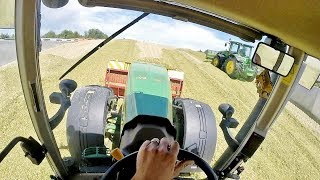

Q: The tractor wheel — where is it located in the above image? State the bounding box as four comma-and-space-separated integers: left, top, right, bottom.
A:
223, 59, 237, 79
211, 56, 221, 68
66, 85, 114, 165
172, 98, 217, 173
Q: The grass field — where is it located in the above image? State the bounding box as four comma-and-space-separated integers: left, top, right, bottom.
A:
0, 39, 319, 179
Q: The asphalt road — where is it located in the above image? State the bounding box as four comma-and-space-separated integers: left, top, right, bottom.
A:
0, 40, 66, 66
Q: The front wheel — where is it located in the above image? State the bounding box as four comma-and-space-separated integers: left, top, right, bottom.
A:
211, 56, 221, 68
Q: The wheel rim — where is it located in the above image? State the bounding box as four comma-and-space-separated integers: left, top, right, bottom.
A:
212, 57, 219, 66
226, 60, 235, 75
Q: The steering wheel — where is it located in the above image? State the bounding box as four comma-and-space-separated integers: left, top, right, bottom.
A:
101, 149, 218, 180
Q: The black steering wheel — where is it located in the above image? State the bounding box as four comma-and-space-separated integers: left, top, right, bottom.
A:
101, 149, 218, 180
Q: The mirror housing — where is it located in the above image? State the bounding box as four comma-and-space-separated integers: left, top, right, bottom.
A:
252, 42, 294, 76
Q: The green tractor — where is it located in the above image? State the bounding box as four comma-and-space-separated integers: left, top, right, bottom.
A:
64, 61, 218, 178
211, 41, 257, 82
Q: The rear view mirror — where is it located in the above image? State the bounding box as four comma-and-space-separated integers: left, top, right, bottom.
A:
252, 42, 294, 76
0, 0, 15, 28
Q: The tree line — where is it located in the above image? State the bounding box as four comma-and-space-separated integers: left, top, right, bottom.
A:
0, 33, 15, 39
42, 29, 108, 39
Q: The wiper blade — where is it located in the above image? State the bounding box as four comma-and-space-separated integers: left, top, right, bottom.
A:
59, 12, 149, 80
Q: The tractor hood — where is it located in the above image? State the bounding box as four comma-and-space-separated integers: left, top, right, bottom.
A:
124, 62, 173, 123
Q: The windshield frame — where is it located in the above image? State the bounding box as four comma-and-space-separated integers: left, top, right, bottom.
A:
13, 1, 308, 179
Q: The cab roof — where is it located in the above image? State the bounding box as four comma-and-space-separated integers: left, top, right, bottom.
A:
178, 0, 320, 59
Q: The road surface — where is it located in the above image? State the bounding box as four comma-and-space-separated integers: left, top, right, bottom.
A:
0, 40, 67, 66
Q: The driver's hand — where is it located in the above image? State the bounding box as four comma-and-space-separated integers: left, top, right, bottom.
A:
132, 137, 194, 180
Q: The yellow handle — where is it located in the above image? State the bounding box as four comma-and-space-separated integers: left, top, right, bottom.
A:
110, 148, 124, 161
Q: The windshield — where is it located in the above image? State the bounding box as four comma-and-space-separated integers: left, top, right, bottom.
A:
239, 45, 252, 57
229, 43, 239, 54
1, 2, 320, 180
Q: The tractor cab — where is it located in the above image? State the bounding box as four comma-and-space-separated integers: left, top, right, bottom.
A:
227, 41, 253, 58
1, 1, 320, 180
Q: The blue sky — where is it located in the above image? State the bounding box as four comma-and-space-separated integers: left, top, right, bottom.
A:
1, 1, 256, 51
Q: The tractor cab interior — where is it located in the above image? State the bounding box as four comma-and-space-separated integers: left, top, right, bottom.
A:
0, 0, 320, 180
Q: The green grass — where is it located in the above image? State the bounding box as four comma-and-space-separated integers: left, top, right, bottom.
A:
0, 39, 319, 179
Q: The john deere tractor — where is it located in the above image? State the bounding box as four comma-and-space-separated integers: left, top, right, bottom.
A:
211, 41, 257, 82
64, 61, 218, 178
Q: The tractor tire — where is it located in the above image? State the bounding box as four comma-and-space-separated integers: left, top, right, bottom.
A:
173, 98, 217, 173
66, 85, 114, 165
223, 58, 237, 79
211, 56, 221, 68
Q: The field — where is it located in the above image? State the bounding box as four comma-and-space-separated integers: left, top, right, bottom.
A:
0, 39, 319, 179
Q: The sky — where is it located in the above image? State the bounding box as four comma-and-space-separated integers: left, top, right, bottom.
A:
39, 1, 255, 51
0, 1, 256, 51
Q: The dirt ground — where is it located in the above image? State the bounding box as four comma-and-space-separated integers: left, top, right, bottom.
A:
0, 39, 319, 179
41, 39, 102, 59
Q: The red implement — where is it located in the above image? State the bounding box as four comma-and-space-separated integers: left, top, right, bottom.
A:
105, 61, 131, 97
168, 70, 184, 98
105, 61, 184, 98
170, 78, 184, 98
105, 69, 128, 97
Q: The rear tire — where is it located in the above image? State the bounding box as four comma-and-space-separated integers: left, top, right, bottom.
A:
223, 58, 237, 79
66, 85, 114, 165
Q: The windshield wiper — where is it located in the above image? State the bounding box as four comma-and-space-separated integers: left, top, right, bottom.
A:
59, 12, 149, 80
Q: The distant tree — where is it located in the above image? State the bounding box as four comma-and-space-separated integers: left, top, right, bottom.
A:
73, 31, 81, 38
42, 31, 57, 38
11, 34, 15, 39
84, 29, 108, 39
56, 30, 82, 39
0, 33, 10, 39
58, 30, 73, 39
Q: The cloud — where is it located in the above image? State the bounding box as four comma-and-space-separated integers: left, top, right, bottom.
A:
41, 1, 255, 51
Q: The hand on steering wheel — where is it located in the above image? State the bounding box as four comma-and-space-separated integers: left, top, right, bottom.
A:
101, 137, 218, 180
133, 137, 194, 180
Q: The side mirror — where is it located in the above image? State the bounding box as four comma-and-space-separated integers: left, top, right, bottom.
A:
0, 1, 15, 28
299, 56, 320, 90
252, 42, 294, 76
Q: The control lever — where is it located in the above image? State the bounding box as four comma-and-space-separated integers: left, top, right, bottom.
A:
49, 79, 77, 130
218, 103, 240, 151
